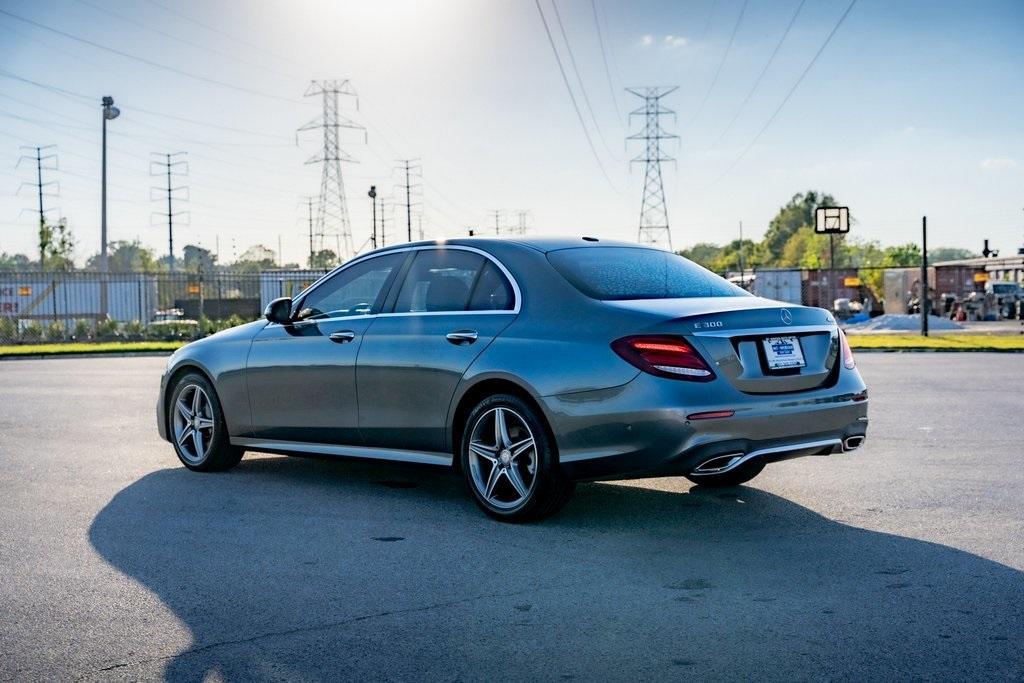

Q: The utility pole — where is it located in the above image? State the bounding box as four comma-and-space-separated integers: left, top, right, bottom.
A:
921, 216, 929, 337
380, 196, 389, 247
492, 210, 502, 236
150, 152, 189, 271
627, 86, 678, 250
514, 210, 531, 235
298, 80, 365, 261
738, 220, 745, 287
395, 159, 422, 243
16, 145, 58, 272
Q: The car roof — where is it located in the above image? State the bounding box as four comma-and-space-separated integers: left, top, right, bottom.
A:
371, 236, 654, 255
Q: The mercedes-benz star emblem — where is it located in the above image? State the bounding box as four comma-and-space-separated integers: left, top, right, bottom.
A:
780, 309, 793, 325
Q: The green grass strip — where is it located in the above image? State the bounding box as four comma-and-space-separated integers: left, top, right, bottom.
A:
847, 334, 1024, 351
0, 341, 186, 357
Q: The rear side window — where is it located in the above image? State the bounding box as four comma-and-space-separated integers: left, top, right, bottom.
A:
393, 249, 485, 312
469, 262, 514, 311
547, 247, 747, 300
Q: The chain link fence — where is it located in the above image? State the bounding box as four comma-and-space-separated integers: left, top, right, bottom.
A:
751, 264, 1022, 322
0, 269, 327, 345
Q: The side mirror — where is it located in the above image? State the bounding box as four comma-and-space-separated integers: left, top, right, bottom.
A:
264, 297, 293, 325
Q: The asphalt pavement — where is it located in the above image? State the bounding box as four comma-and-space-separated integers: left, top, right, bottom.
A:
0, 354, 1021, 681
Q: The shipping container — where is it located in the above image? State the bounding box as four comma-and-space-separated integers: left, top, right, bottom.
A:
752, 269, 802, 305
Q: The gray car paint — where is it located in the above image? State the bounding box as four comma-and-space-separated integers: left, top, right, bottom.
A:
158, 237, 868, 480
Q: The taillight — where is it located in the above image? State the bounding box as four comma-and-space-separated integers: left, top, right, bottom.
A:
611, 335, 715, 381
839, 328, 856, 369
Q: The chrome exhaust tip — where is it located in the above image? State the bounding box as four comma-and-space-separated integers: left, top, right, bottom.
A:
844, 436, 865, 451
693, 453, 744, 475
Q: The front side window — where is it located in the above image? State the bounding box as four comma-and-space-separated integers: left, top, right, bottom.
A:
393, 249, 486, 313
295, 252, 405, 321
547, 247, 747, 300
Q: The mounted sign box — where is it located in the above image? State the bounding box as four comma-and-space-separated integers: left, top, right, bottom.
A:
973, 272, 989, 283
18, 286, 32, 296
814, 206, 850, 234
187, 283, 202, 295
843, 276, 862, 287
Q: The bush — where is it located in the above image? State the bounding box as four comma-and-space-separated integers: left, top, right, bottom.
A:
122, 319, 144, 339
0, 317, 17, 343
45, 321, 66, 342
73, 319, 92, 341
21, 321, 43, 343
94, 318, 120, 340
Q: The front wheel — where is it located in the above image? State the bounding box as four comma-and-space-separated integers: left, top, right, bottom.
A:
460, 394, 574, 522
169, 373, 244, 472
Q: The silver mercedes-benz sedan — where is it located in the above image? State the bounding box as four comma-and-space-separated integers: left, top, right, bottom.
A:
157, 237, 868, 521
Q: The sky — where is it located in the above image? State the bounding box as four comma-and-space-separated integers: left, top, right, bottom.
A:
0, 0, 1022, 267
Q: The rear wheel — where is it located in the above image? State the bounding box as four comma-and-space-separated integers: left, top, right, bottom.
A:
169, 373, 244, 472
684, 460, 765, 487
461, 394, 574, 522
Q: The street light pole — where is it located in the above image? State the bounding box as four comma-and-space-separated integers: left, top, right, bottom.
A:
100, 96, 119, 318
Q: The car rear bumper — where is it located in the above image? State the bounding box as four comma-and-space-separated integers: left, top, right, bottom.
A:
540, 370, 868, 481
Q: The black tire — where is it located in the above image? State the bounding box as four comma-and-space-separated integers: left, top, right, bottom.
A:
460, 393, 574, 522
684, 460, 765, 487
168, 372, 244, 472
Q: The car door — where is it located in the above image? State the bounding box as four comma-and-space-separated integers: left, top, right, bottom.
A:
357, 247, 519, 452
245, 251, 408, 444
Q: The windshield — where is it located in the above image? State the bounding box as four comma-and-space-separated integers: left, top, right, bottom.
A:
547, 247, 748, 301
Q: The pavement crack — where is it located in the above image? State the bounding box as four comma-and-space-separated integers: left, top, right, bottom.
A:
86, 582, 575, 675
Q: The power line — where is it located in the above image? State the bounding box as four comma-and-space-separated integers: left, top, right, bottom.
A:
688, 0, 749, 125
71, 0, 302, 83
145, 0, 306, 72
698, 0, 718, 43
533, 0, 619, 193
590, 0, 623, 122
550, 0, 617, 158
706, 0, 859, 187
0, 7, 305, 104
0, 67, 294, 141
712, 0, 806, 146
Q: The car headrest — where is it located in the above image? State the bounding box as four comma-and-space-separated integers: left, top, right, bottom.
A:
425, 276, 470, 312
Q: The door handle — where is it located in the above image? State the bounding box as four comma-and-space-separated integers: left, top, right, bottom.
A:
446, 330, 479, 345
329, 330, 356, 344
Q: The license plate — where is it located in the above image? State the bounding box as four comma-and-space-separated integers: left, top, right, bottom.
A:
762, 336, 805, 370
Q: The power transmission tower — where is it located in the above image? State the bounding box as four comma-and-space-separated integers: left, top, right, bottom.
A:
298, 80, 365, 262
150, 152, 189, 271
491, 210, 503, 236
394, 158, 422, 242
16, 145, 59, 271
627, 87, 678, 250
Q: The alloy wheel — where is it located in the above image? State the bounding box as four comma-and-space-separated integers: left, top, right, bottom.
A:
467, 406, 537, 510
172, 384, 216, 464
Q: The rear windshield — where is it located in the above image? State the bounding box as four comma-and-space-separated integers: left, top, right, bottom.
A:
547, 247, 747, 301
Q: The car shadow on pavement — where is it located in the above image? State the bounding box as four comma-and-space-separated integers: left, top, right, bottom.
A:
89, 454, 1024, 681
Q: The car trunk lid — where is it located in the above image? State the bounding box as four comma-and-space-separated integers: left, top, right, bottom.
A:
606, 297, 839, 394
